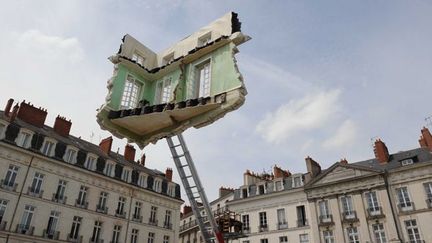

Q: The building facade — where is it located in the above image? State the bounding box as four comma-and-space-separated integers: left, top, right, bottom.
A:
0, 98, 183, 243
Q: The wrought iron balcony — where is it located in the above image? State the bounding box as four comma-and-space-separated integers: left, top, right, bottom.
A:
242, 226, 250, 234
43, 229, 60, 240
180, 220, 198, 231
426, 198, 432, 208
132, 214, 143, 223
297, 219, 308, 227
163, 222, 173, 229
96, 205, 108, 214
258, 224, 268, 232
75, 199, 89, 209
27, 186, 44, 198
148, 218, 158, 226
0, 180, 17, 192
367, 206, 385, 219
67, 234, 83, 243
52, 193, 67, 204
341, 211, 359, 223
319, 214, 334, 226
89, 238, 104, 243
398, 202, 415, 213
115, 210, 126, 218
16, 224, 34, 235
277, 221, 288, 230
0, 221, 7, 231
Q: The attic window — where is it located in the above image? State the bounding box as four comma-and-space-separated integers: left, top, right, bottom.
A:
132, 52, 145, 66
242, 188, 248, 198
292, 175, 303, 188
401, 158, 414, 166
198, 32, 212, 47
162, 53, 175, 66
258, 184, 266, 195
16, 130, 32, 148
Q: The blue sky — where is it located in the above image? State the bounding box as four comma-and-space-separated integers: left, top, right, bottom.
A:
1, 0, 432, 200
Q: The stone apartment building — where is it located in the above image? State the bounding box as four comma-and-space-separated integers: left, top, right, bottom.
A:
0, 98, 183, 243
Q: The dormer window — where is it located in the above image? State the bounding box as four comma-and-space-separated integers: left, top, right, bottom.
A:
64, 147, 78, 163
292, 175, 303, 188
155, 78, 172, 104
104, 162, 114, 177
258, 184, 266, 195
138, 174, 147, 188
121, 169, 130, 182
153, 179, 161, 192
132, 52, 145, 66
120, 75, 142, 109
41, 139, 56, 156
84, 155, 97, 170
242, 187, 248, 198
198, 32, 212, 47
401, 158, 414, 166
16, 130, 32, 148
275, 180, 284, 191
167, 184, 174, 196
162, 53, 174, 66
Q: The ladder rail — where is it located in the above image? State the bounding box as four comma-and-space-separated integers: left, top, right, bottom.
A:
166, 134, 224, 243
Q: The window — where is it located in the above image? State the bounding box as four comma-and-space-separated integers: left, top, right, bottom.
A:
196, 61, 211, 98
373, 223, 387, 243
155, 78, 173, 104
121, 75, 142, 109
242, 214, 250, 231
122, 169, 130, 182
258, 184, 266, 195
41, 140, 55, 156
138, 174, 147, 187
162, 53, 174, 65
19, 205, 35, 233
164, 210, 172, 228
91, 221, 102, 242
46, 211, 60, 237
69, 216, 82, 240
341, 195, 354, 217
260, 239, 268, 243
85, 155, 96, 170
54, 180, 67, 202
116, 197, 126, 216
148, 232, 155, 243
275, 180, 283, 191
131, 229, 139, 243
29, 172, 44, 195
0, 200, 8, 223
133, 201, 142, 220
198, 32, 212, 46
3, 164, 19, 189
0, 123, 6, 138
150, 206, 157, 224
297, 205, 307, 227
279, 236, 288, 243
347, 227, 360, 243
132, 52, 145, 65
112, 225, 121, 243
277, 208, 287, 228
16, 131, 32, 148
163, 235, 170, 243
242, 188, 248, 198
424, 182, 432, 202
105, 163, 114, 177
167, 185, 174, 196
323, 230, 334, 243
405, 220, 422, 243
299, 234, 309, 243
319, 200, 330, 218
401, 158, 414, 166
153, 179, 161, 192
97, 192, 108, 212
64, 148, 77, 163
292, 175, 303, 187
366, 191, 380, 213
259, 212, 267, 228
396, 187, 413, 210
76, 186, 88, 207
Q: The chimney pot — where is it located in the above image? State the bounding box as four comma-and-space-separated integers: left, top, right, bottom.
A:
53, 115, 72, 137
183, 205, 192, 215
340, 158, 348, 165
165, 168, 173, 182
419, 127, 432, 151
124, 144, 136, 162
99, 136, 113, 154
374, 139, 390, 164
9, 104, 19, 122
16, 101, 48, 128
4, 98, 14, 117
140, 153, 146, 166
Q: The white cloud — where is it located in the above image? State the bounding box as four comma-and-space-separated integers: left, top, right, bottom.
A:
322, 119, 357, 150
15, 29, 84, 63
256, 89, 341, 144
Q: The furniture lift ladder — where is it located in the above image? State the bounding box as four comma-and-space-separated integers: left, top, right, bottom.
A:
166, 133, 224, 243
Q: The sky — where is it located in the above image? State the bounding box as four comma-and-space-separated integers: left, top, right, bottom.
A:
1, 0, 432, 201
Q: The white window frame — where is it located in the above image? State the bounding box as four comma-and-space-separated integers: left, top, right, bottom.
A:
20, 205, 35, 229
405, 219, 422, 243
122, 169, 131, 182
132, 51, 145, 66
112, 225, 121, 243
155, 77, 173, 104
55, 180, 67, 200
104, 162, 114, 177
424, 182, 432, 199
30, 172, 44, 194
16, 129, 33, 148
242, 214, 250, 230
277, 208, 287, 227
372, 223, 387, 243
341, 195, 355, 217
397, 187, 413, 211
138, 173, 147, 188
366, 191, 380, 213
319, 200, 331, 218
299, 234, 309, 243
41, 139, 56, 156
163, 235, 170, 243
84, 154, 97, 170
4, 164, 19, 188
131, 229, 139, 243
162, 52, 174, 66
0, 199, 8, 218
188, 58, 212, 99
292, 174, 304, 187
153, 179, 162, 192
91, 221, 102, 242
259, 211, 267, 227
323, 230, 335, 243
347, 227, 360, 243
47, 210, 60, 235
274, 179, 284, 191
120, 74, 142, 109
150, 206, 157, 223
98, 191, 108, 209
279, 236, 288, 243
197, 32, 212, 47
117, 196, 126, 215
70, 216, 82, 239
64, 146, 78, 164
77, 186, 88, 205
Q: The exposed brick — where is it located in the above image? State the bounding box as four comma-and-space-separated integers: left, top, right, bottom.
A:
53, 115, 72, 137
99, 136, 113, 154
374, 139, 389, 164
16, 101, 47, 128
165, 168, 173, 182
124, 144, 136, 162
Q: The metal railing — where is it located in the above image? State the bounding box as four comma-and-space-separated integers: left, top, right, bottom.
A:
341, 211, 358, 222
426, 198, 432, 208
75, 199, 89, 209
367, 206, 385, 219
52, 193, 67, 204
277, 221, 288, 230
16, 224, 34, 235
67, 234, 83, 243
148, 218, 158, 226
0, 221, 7, 231
0, 180, 17, 192
132, 215, 143, 223
319, 215, 334, 226
398, 202, 415, 212
163, 222, 173, 229
115, 210, 126, 218
258, 224, 268, 232
96, 205, 108, 214
28, 186, 44, 198
43, 229, 60, 240
297, 219, 308, 227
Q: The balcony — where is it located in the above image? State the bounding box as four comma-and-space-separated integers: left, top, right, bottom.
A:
242, 227, 250, 234
319, 215, 334, 227
67, 234, 83, 243
27, 186, 44, 198
426, 198, 432, 208
43, 229, 60, 240
398, 202, 415, 213
148, 218, 158, 226
277, 221, 288, 230
180, 220, 198, 232
115, 210, 126, 218
132, 214, 143, 223
96, 205, 108, 214
16, 224, 34, 235
0, 221, 7, 231
163, 222, 173, 230
75, 199, 89, 209
367, 207, 385, 219
89, 238, 104, 243
258, 224, 268, 232
297, 219, 308, 227
52, 193, 67, 204
0, 180, 17, 192
406, 240, 425, 243
341, 211, 359, 223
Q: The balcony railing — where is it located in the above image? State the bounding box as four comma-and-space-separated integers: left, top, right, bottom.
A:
75, 199, 89, 209
115, 210, 126, 218
367, 206, 385, 219
426, 198, 432, 208
16, 224, 34, 235
180, 220, 198, 231
163, 222, 173, 230
341, 211, 359, 223
43, 229, 60, 240
319, 214, 334, 226
132, 215, 143, 223
0, 180, 17, 192
398, 202, 415, 213
242, 227, 250, 234
96, 205, 108, 214
277, 221, 288, 230
52, 193, 67, 204
297, 219, 308, 227
258, 224, 268, 232
0, 221, 7, 231
67, 234, 83, 243
406, 240, 425, 243
27, 186, 44, 198
148, 218, 158, 226
89, 238, 104, 243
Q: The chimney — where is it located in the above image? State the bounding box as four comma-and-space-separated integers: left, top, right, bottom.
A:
99, 136, 113, 154
183, 205, 192, 215
165, 168, 173, 182
219, 186, 234, 198
9, 104, 19, 123
419, 127, 432, 151
124, 144, 136, 162
273, 165, 291, 179
140, 153, 146, 166
4, 98, 14, 117
305, 156, 321, 178
374, 139, 389, 164
340, 158, 348, 165
16, 101, 48, 128
53, 115, 72, 137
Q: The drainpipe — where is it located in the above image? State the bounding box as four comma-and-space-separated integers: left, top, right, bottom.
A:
6, 154, 35, 243
383, 170, 403, 242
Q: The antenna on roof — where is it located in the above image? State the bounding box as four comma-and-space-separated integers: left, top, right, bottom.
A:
425, 115, 432, 128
